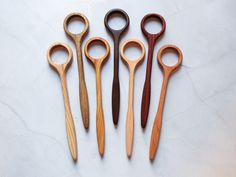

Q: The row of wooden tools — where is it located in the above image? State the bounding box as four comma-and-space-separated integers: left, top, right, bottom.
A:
47, 9, 183, 162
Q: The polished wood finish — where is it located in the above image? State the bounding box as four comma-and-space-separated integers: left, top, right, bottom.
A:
104, 9, 130, 126
64, 13, 90, 129
140, 13, 166, 128
149, 45, 183, 161
120, 39, 145, 158
84, 37, 110, 157
47, 43, 78, 161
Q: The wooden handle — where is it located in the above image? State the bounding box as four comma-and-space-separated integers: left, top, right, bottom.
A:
150, 44, 183, 161
84, 37, 110, 156
141, 79, 151, 128
111, 39, 120, 126
112, 77, 120, 125
126, 69, 135, 158
76, 43, 90, 129
64, 13, 90, 129
140, 13, 166, 129
120, 39, 145, 158
47, 43, 78, 161
60, 70, 78, 161
95, 65, 105, 156
149, 73, 169, 161
140, 40, 155, 128
104, 9, 130, 126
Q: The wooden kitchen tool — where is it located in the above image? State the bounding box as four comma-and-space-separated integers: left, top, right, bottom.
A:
104, 9, 130, 126
149, 45, 183, 161
47, 43, 78, 161
84, 37, 110, 156
64, 13, 90, 129
120, 39, 145, 158
140, 13, 166, 128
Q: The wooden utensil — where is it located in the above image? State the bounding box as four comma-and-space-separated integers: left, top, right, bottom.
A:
149, 45, 183, 161
104, 9, 130, 126
140, 13, 166, 128
84, 37, 110, 156
120, 39, 145, 158
64, 13, 90, 129
47, 43, 78, 161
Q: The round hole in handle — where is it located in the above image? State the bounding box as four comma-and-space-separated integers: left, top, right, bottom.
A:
120, 39, 145, 63
47, 43, 72, 69
84, 37, 110, 63
47, 43, 72, 65
144, 17, 163, 35
141, 13, 166, 38
50, 46, 69, 64
104, 9, 129, 33
107, 13, 127, 30
88, 41, 107, 59
64, 13, 89, 37
157, 45, 183, 71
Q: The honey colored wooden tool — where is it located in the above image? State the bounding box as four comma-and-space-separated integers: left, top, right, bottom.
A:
47, 43, 78, 161
140, 13, 166, 128
149, 45, 183, 161
64, 13, 90, 129
84, 37, 110, 156
120, 39, 145, 158
104, 9, 130, 126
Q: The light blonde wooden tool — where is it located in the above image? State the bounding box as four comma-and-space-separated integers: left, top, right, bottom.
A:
64, 13, 90, 129
84, 37, 110, 157
149, 45, 183, 161
47, 43, 78, 161
120, 39, 145, 158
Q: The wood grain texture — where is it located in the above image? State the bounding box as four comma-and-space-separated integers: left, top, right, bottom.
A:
104, 9, 129, 126
84, 37, 110, 157
120, 39, 145, 158
47, 43, 78, 161
95, 64, 105, 156
149, 44, 183, 161
64, 13, 90, 129
140, 13, 166, 128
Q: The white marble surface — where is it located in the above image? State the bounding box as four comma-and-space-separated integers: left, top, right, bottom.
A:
0, 0, 236, 176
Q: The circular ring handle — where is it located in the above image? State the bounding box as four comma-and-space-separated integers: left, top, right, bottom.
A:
141, 13, 166, 39
84, 37, 110, 64
157, 44, 183, 73
104, 9, 129, 35
47, 43, 73, 70
120, 39, 145, 65
63, 12, 89, 39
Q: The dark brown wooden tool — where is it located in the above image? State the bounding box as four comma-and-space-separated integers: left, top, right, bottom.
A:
104, 9, 129, 126
149, 45, 183, 161
140, 13, 166, 128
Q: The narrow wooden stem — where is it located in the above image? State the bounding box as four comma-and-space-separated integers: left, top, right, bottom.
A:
149, 71, 170, 161
141, 38, 155, 128
112, 37, 120, 126
95, 63, 105, 157
75, 39, 90, 129
126, 66, 135, 158
59, 68, 77, 161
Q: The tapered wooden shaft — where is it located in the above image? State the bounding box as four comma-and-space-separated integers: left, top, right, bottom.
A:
59, 68, 78, 161
75, 38, 90, 129
149, 71, 170, 161
95, 62, 105, 157
126, 65, 135, 158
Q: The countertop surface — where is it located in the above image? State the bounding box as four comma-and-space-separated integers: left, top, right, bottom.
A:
0, 0, 236, 177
